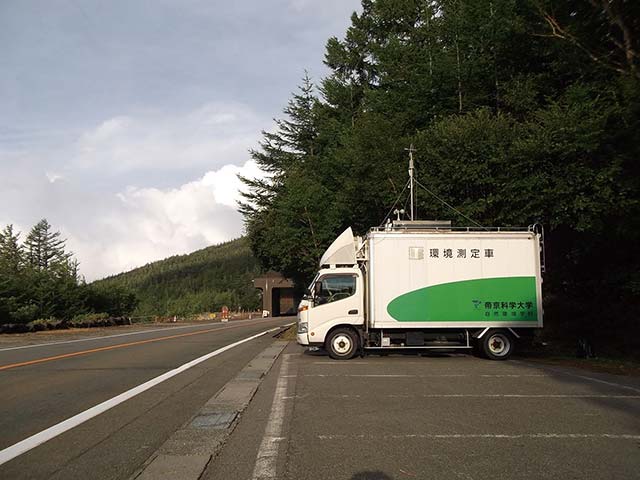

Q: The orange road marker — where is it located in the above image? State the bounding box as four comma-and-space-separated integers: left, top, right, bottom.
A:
0, 320, 271, 372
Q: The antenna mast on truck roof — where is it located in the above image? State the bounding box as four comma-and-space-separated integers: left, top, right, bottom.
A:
380, 144, 484, 229
405, 144, 417, 221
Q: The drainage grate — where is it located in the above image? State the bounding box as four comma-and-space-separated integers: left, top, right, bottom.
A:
190, 412, 237, 429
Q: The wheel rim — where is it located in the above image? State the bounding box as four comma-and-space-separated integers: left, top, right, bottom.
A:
487, 333, 510, 357
332, 334, 352, 355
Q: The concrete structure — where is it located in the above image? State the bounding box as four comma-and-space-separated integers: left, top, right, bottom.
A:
252, 272, 296, 317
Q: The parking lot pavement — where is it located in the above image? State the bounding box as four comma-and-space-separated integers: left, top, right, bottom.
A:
204, 344, 640, 480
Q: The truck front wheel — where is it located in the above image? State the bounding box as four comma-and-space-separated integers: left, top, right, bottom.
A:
326, 328, 358, 360
481, 330, 514, 360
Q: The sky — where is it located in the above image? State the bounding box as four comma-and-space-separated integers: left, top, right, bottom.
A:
0, 0, 361, 281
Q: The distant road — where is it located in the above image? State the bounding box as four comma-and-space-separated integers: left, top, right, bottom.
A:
0, 318, 291, 480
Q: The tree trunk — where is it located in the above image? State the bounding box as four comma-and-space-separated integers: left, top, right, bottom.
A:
455, 32, 463, 113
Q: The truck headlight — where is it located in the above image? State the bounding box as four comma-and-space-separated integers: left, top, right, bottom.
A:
297, 322, 308, 334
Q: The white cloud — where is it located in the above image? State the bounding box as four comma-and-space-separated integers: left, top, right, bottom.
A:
0, 102, 270, 281
73, 103, 268, 174
62, 159, 265, 281
201, 161, 265, 208
45, 171, 63, 183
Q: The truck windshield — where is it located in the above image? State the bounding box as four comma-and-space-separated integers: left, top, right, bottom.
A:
316, 275, 356, 305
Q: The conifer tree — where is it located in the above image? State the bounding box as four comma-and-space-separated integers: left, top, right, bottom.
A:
0, 225, 23, 275
0, 219, 138, 324
239, 74, 341, 283
24, 219, 71, 272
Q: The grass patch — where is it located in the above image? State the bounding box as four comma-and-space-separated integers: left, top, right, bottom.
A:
276, 325, 298, 341
1, 315, 133, 334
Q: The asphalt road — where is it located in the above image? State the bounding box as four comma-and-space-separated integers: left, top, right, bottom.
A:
205, 345, 640, 480
0, 317, 291, 479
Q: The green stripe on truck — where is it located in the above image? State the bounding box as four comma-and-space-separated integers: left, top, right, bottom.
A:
387, 276, 538, 322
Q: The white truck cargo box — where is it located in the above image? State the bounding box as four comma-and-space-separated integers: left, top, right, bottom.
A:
367, 231, 542, 329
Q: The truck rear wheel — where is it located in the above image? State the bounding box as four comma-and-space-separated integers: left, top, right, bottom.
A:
326, 328, 358, 360
481, 330, 514, 360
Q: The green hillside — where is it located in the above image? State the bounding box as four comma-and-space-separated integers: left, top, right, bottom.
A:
94, 237, 261, 317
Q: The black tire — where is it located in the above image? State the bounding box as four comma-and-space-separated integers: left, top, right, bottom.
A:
481, 329, 515, 360
326, 328, 358, 360
472, 339, 486, 358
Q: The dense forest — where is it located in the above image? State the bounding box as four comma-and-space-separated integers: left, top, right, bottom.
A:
0, 219, 137, 326
94, 237, 261, 317
241, 0, 639, 353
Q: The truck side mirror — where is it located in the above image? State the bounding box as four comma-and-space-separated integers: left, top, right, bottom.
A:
314, 281, 329, 305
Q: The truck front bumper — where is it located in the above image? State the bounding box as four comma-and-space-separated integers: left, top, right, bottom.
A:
296, 332, 309, 346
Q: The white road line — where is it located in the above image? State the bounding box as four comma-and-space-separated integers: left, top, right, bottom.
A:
317, 433, 640, 440
0, 326, 280, 467
0, 320, 265, 352
513, 360, 640, 394
252, 354, 293, 480
280, 322, 296, 327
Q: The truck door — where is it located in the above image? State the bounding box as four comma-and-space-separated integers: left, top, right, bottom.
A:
310, 274, 364, 336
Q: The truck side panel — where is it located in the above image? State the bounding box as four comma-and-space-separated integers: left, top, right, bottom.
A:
368, 233, 542, 329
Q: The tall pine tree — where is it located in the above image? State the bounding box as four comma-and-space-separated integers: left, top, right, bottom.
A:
24, 219, 72, 273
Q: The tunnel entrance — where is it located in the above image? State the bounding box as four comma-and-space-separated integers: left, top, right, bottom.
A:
253, 272, 298, 317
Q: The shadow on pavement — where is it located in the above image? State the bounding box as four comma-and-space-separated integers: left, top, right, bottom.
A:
509, 358, 640, 431
350, 471, 394, 480
303, 347, 469, 359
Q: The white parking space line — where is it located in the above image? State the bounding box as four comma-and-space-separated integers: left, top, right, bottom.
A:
311, 361, 475, 365
312, 362, 373, 365
316, 433, 640, 440
288, 373, 549, 378
0, 327, 280, 467
0, 320, 267, 352
569, 374, 640, 393
284, 394, 640, 399
398, 394, 640, 398
252, 354, 294, 480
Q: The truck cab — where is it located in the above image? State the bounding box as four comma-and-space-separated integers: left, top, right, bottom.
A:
296, 228, 365, 357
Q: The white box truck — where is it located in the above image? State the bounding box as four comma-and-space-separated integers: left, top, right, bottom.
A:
296, 221, 544, 360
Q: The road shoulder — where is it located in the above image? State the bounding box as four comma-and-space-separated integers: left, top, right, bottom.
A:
132, 339, 288, 480
202, 342, 302, 480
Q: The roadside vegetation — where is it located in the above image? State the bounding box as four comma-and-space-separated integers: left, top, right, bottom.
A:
276, 325, 299, 342
0, 222, 261, 331
0, 219, 137, 331
93, 237, 261, 317
240, 0, 640, 357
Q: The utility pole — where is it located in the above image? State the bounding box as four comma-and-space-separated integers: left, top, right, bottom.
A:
405, 144, 417, 221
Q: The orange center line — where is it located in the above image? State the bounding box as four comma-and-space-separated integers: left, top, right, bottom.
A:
0, 320, 271, 372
